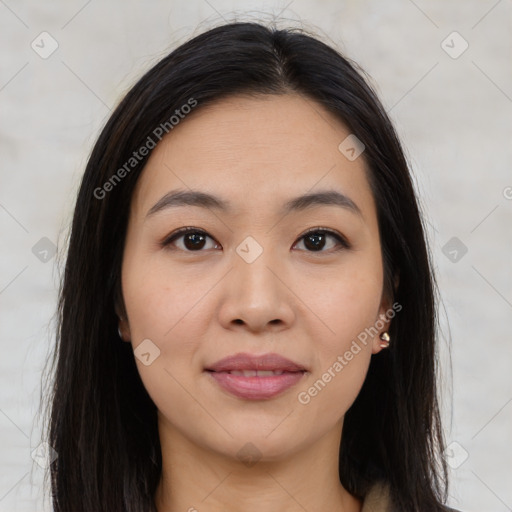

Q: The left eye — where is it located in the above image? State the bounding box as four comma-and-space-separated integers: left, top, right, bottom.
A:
293, 229, 349, 252
162, 228, 349, 252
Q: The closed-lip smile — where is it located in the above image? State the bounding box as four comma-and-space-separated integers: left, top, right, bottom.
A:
205, 352, 307, 400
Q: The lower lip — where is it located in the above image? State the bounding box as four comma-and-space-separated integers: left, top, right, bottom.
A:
207, 371, 305, 400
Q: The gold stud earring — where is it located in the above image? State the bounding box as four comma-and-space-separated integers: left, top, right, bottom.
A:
379, 332, 390, 349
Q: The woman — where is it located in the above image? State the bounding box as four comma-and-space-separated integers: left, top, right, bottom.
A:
43, 21, 458, 511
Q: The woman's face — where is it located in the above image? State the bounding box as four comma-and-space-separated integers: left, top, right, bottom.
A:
119, 93, 391, 461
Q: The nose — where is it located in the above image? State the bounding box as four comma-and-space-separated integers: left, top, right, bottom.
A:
217, 246, 296, 333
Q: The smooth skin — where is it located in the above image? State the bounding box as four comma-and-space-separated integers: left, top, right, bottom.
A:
117, 93, 392, 512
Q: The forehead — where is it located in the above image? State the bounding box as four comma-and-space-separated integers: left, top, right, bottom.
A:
131, 93, 376, 222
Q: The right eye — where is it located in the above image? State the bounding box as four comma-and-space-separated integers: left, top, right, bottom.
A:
162, 227, 222, 252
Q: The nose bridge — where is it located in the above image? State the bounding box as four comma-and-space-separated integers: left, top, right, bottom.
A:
233, 234, 282, 301
218, 234, 294, 330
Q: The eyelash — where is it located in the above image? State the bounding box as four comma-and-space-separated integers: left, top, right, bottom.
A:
161, 226, 351, 253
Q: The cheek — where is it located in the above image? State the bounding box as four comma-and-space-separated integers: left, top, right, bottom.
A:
294, 258, 382, 412
122, 251, 212, 342
299, 256, 383, 350
120, 253, 219, 405
296, 303, 376, 428
121, 256, 209, 415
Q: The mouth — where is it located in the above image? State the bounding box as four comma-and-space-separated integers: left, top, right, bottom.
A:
205, 353, 307, 400
219, 369, 289, 376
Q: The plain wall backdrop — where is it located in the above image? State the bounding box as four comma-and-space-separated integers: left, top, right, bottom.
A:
1, 1, 511, 510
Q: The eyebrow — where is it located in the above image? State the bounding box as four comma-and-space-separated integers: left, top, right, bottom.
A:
146, 188, 362, 218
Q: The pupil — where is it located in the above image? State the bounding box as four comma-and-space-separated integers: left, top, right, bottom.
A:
185, 233, 205, 250
305, 233, 325, 251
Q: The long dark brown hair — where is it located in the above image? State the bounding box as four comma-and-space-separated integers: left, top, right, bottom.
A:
41, 21, 450, 511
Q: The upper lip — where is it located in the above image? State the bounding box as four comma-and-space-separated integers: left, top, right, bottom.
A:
206, 353, 307, 372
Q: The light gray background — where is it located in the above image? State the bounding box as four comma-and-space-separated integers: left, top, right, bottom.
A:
1, 1, 511, 511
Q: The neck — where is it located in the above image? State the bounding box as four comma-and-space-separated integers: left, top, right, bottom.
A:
154, 416, 362, 512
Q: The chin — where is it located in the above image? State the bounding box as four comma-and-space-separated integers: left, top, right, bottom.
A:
210, 420, 316, 463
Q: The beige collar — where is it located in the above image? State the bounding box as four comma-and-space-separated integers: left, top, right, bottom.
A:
361, 482, 392, 512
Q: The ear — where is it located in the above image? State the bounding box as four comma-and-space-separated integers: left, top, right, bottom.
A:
114, 292, 131, 343
371, 272, 400, 355
371, 303, 391, 355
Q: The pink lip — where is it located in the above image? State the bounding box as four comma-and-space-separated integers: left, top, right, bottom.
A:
205, 352, 307, 400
